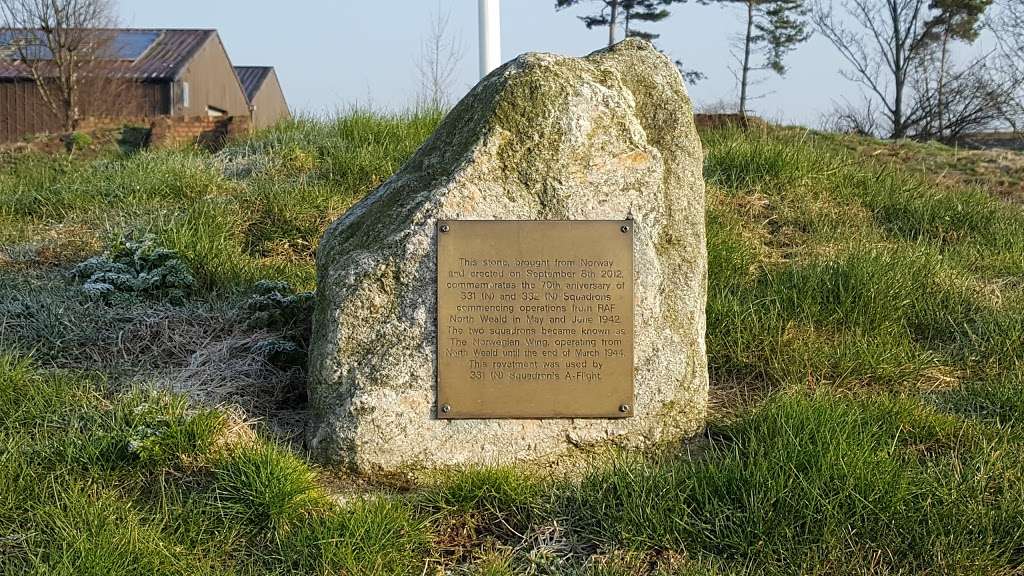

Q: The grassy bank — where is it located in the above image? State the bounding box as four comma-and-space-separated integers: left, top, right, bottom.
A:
1, 116, 1022, 574
0, 112, 440, 291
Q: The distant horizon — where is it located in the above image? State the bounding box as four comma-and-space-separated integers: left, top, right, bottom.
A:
119, 0, 1000, 129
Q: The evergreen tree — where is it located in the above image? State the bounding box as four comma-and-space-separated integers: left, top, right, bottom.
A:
709, 0, 810, 115
555, 0, 683, 46
620, 0, 674, 41
922, 0, 992, 136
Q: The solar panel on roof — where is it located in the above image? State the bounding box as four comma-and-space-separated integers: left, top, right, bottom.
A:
0, 29, 159, 61
107, 30, 160, 60
0, 30, 52, 60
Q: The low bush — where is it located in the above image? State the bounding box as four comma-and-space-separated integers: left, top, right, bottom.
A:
70, 234, 194, 299
242, 280, 315, 369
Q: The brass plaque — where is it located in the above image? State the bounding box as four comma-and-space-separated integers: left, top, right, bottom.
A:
436, 220, 634, 419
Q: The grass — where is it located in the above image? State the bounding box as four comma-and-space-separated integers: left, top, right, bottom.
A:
0, 111, 441, 291
824, 132, 1024, 204
1, 115, 1023, 574
0, 354, 430, 575
702, 128, 1023, 395
568, 393, 1024, 573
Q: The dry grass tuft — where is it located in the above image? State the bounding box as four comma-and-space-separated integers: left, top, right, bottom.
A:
0, 266, 309, 446
148, 329, 307, 444
211, 404, 261, 452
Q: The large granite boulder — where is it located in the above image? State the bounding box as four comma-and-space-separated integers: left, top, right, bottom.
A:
307, 39, 707, 471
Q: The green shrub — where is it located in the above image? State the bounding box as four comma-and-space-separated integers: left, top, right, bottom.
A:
64, 131, 93, 153
70, 235, 194, 299
242, 280, 314, 369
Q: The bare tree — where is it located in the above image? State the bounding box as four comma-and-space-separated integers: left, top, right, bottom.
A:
988, 0, 1024, 130
920, 0, 991, 138
988, 0, 1023, 61
821, 95, 882, 135
416, 7, 464, 111
813, 0, 935, 138
0, 0, 119, 132
912, 51, 1023, 139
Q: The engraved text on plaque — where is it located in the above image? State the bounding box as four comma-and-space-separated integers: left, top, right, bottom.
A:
436, 220, 634, 419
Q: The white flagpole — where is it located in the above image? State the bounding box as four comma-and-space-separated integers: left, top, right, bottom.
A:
478, 0, 501, 78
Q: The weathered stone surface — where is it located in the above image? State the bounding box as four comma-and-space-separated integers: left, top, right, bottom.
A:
307, 39, 708, 471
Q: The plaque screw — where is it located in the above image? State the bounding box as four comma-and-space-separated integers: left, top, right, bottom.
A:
440, 224, 450, 233
619, 404, 631, 413
441, 404, 451, 413
620, 225, 630, 233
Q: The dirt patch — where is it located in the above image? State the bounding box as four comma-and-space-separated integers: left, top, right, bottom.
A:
954, 132, 1024, 153
694, 113, 768, 132
834, 135, 1024, 204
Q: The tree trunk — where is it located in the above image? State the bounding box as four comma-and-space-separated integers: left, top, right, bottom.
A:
608, 0, 619, 46
937, 28, 949, 139
739, 0, 754, 116
891, 0, 905, 138
65, 74, 78, 133
63, 104, 76, 133
892, 89, 905, 138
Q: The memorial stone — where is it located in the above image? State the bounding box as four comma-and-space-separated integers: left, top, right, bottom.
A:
307, 39, 708, 471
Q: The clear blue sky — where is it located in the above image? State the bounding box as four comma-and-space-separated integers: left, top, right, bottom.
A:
116, 0, 970, 128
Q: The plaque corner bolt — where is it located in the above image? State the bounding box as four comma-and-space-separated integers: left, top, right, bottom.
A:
440, 403, 451, 414
620, 225, 630, 234
439, 223, 450, 233
619, 403, 631, 413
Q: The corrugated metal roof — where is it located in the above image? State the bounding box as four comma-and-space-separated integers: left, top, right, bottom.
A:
234, 66, 272, 102
0, 29, 215, 81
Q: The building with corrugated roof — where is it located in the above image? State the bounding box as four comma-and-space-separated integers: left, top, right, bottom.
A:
0, 28, 290, 142
234, 66, 289, 130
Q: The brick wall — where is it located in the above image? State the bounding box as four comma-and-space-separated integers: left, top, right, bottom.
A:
150, 116, 250, 149
77, 115, 251, 150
